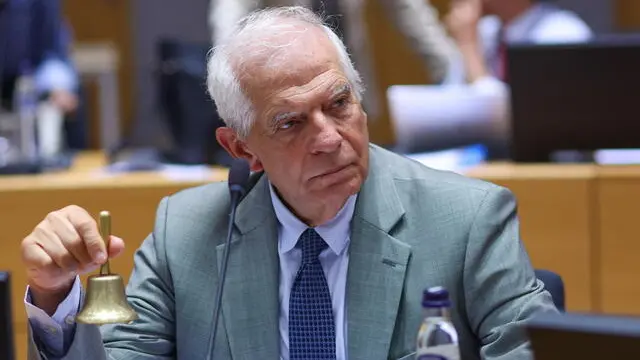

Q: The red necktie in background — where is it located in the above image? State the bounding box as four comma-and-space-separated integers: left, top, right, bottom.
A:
497, 27, 509, 83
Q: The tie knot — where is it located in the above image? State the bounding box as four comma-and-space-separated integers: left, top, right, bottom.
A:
298, 228, 328, 264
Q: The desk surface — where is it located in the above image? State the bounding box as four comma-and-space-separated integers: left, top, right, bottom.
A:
73, 43, 118, 74
466, 161, 640, 180
596, 165, 640, 178
465, 162, 598, 180
0, 152, 229, 192
3, 152, 628, 192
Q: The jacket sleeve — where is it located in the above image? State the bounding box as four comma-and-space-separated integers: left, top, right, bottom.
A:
463, 186, 558, 360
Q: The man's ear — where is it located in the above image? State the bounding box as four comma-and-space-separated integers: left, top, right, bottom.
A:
216, 127, 264, 172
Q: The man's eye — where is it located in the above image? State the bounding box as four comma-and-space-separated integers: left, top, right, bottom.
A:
331, 97, 348, 109
279, 120, 297, 130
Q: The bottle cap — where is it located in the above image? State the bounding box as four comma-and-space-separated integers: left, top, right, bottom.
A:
422, 286, 451, 308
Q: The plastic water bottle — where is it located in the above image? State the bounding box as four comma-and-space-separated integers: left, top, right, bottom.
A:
13, 65, 38, 161
416, 286, 460, 360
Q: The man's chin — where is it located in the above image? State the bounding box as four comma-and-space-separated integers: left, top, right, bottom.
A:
311, 163, 361, 187
310, 176, 362, 201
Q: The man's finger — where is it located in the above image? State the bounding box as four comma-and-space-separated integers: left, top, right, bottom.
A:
32, 226, 79, 272
47, 211, 93, 265
23, 238, 57, 270
63, 206, 106, 263
24, 243, 71, 284
108, 236, 126, 258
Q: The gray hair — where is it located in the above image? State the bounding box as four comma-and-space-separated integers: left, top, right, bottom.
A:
206, 6, 364, 139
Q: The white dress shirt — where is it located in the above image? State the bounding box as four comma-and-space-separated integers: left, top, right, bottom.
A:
443, 3, 594, 94
269, 183, 356, 360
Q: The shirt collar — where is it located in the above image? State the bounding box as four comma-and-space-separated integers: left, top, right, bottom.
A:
269, 182, 357, 256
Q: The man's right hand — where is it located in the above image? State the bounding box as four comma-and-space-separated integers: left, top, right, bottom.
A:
21, 205, 125, 315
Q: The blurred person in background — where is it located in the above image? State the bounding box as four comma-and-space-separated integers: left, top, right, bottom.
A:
438, 0, 592, 159
443, 0, 592, 91
209, 0, 457, 120
0, 0, 86, 150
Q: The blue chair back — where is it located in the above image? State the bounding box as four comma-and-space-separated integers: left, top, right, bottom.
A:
535, 269, 565, 312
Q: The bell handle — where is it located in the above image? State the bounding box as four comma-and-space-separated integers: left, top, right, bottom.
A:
99, 211, 111, 275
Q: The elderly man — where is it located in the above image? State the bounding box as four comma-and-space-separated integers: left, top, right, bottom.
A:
21, 6, 556, 360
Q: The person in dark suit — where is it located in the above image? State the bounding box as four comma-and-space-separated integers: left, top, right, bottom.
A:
0, 0, 86, 150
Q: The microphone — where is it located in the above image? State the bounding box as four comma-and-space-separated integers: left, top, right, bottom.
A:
206, 158, 250, 360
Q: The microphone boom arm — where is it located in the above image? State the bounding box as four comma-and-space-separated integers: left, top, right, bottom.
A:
206, 190, 240, 359
206, 158, 249, 359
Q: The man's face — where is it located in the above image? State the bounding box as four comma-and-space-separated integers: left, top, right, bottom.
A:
223, 25, 369, 223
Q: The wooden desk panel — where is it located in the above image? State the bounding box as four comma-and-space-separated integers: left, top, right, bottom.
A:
597, 167, 640, 315
13, 324, 26, 360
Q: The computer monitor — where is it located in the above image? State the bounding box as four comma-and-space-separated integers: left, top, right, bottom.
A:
508, 35, 640, 162
527, 312, 640, 359
0, 272, 14, 360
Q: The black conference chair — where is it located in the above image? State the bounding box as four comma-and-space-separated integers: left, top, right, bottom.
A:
156, 38, 232, 166
535, 269, 565, 312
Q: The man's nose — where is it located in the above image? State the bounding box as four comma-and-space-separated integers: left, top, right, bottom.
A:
308, 111, 343, 154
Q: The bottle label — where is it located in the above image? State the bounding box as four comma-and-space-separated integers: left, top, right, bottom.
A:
416, 344, 460, 360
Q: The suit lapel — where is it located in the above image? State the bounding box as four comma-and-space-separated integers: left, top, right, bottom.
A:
347, 150, 412, 360
217, 174, 280, 359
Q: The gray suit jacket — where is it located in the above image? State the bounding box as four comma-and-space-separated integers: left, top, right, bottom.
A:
29, 144, 557, 360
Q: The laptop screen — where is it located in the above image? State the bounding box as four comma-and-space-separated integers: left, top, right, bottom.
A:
527, 312, 640, 360
508, 35, 640, 162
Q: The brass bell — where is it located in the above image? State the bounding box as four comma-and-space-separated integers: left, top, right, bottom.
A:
76, 211, 138, 325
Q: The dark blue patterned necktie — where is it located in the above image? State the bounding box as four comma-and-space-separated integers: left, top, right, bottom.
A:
289, 228, 336, 360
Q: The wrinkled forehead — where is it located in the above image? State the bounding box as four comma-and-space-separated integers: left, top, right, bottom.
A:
234, 22, 345, 106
